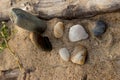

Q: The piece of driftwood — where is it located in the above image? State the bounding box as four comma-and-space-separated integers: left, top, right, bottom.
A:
0, 0, 120, 21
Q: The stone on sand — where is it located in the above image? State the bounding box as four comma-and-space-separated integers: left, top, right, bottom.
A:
69, 24, 88, 42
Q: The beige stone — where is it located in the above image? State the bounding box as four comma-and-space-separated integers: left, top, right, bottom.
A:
54, 22, 64, 38
71, 45, 87, 65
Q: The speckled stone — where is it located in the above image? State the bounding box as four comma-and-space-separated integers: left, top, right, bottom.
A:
69, 24, 89, 42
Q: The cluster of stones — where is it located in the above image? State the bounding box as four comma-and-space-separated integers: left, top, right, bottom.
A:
54, 21, 107, 65
59, 46, 87, 65
10, 8, 52, 51
10, 8, 107, 65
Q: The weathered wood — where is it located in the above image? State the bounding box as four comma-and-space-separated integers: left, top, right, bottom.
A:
0, 0, 120, 20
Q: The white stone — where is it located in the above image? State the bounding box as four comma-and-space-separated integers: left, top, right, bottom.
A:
54, 22, 64, 38
59, 48, 70, 61
69, 24, 88, 42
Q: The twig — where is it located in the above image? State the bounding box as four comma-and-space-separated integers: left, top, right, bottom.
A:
0, 32, 24, 73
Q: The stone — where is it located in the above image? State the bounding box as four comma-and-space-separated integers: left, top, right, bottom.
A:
54, 22, 64, 38
93, 20, 107, 36
71, 45, 87, 65
59, 48, 70, 61
30, 32, 52, 51
10, 8, 47, 33
69, 24, 88, 42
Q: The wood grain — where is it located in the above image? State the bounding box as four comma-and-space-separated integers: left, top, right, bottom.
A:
0, 0, 120, 20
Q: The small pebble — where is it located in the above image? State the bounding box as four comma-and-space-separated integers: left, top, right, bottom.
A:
54, 22, 64, 38
69, 24, 88, 42
71, 45, 87, 65
93, 20, 107, 36
59, 48, 70, 61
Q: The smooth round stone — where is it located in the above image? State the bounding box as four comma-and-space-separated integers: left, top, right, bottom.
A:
54, 22, 64, 38
71, 45, 87, 65
10, 8, 47, 33
93, 20, 107, 36
59, 48, 70, 61
69, 24, 88, 42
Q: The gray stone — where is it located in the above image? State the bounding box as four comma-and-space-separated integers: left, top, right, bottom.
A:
10, 8, 47, 33
59, 48, 70, 61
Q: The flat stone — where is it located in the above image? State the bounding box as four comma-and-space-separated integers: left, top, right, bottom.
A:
69, 24, 88, 42
93, 20, 107, 36
54, 22, 64, 38
59, 48, 70, 61
10, 8, 47, 33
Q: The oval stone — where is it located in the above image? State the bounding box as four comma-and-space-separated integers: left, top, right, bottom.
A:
93, 20, 107, 36
59, 48, 70, 61
10, 8, 47, 33
54, 22, 64, 38
69, 24, 88, 42
71, 45, 87, 65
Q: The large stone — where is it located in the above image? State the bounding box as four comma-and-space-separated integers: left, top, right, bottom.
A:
69, 24, 88, 42
10, 8, 47, 33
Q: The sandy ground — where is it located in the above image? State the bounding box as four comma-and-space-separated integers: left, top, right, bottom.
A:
0, 12, 120, 80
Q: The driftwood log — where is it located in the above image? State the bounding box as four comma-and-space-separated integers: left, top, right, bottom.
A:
0, 0, 120, 21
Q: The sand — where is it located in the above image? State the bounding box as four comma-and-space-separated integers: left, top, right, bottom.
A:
0, 12, 120, 80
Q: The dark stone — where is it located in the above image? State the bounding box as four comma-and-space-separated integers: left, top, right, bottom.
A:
34, 33, 52, 51
93, 20, 107, 36
10, 8, 47, 33
42, 36, 52, 51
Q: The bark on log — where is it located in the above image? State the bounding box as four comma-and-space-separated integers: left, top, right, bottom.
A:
0, 0, 120, 21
